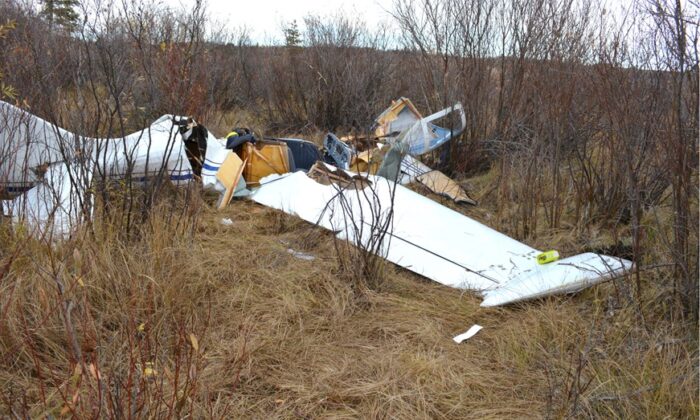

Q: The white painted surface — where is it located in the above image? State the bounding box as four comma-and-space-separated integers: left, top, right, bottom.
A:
92, 115, 193, 185
0, 101, 82, 190
453, 325, 483, 343
480, 253, 633, 307
1, 101, 195, 237
3, 162, 92, 239
0, 101, 194, 189
251, 168, 633, 306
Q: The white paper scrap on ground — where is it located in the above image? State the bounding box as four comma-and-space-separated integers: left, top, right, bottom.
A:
453, 325, 483, 343
220, 218, 234, 226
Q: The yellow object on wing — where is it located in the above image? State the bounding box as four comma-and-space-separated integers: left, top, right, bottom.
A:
537, 250, 560, 265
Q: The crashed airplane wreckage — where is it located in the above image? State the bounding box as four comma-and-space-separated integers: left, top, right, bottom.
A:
0, 99, 632, 306
323, 98, 477, 205
0, 100, 195, 237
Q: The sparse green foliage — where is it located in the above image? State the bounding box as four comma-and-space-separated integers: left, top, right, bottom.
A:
284, 19, 302, 47
40, 0, 79, 31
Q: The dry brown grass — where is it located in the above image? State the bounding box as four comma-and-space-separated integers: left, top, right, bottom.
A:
0, 177, 697, 418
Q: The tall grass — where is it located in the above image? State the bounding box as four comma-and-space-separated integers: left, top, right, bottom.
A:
1, 185, 697, 417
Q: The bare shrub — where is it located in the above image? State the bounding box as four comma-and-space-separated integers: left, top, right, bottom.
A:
312, 163, 398, 301
256, 14, 397, 132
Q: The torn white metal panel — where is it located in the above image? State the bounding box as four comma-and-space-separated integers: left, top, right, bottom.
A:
1, 101, 195, 237
0, 100, 194, 194
0, 101, 87, 196
252, 169, 531, 291
453, 325, 483, 343
91, 115, 193, 185
250, 168, 632, 306
200, 136, 229, 193
2, 161, 93, 239
480, 253, 633, 307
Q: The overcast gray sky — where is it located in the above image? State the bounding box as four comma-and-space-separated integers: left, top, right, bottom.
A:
161, 0, 396, 44
158, 0, 695, 51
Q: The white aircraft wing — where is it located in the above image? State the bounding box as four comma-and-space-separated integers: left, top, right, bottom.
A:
250, 167, 632, 306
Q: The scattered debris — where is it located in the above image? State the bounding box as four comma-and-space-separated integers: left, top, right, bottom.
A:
1, 98, 633, 307
225, 127, 256, 150
536, 250, 560, 265
373, 97, 425, 138
239, 140, 292, 186
216, 152, 247, 209
372, 97, 466, 156
349, 149, 382, 174
220, 218, 234, 226
322, 98, 476, 206
394, 103, 465, 155
323, 133, 354, 170
416, 170, 477, 206
453, 325, 483, 343
268, 137, 322, 171
307, 161, 372, 190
